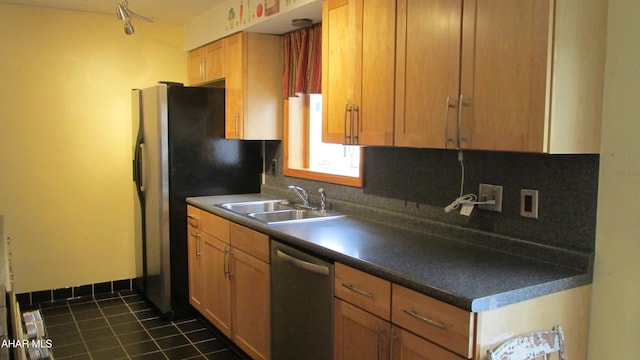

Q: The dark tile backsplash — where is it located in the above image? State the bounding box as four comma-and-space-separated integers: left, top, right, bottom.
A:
264, 141, 598, 253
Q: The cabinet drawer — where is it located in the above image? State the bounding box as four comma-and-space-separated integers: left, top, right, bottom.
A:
201, 211, 230, 243
392, 284, 474, 358
335, 263, 391, 320
229, 222, 269, 263
186, 205, 201, 229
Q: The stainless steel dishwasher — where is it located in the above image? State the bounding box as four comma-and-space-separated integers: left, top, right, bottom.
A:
271, 240, 334, 360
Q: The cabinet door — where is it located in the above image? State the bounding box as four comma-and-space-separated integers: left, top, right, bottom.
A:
202, 232, 232, 338
392, 327, 464, 360
205, 40, 225, 82
231, 248, 270, 360
322, 0, 395, 145
395, 0, 462, 149
225, 33, 245, 139
460, 0, 552, 152
188, 47, 205, 85
322, 0, 353, 144
187, 226, 203, 311
334, 298, 390, 360
358, 0, 395, 145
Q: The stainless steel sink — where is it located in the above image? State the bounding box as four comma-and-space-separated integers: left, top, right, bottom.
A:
217, 199, 345, 224
248, 209, 345, 224
219, 200, 293, 214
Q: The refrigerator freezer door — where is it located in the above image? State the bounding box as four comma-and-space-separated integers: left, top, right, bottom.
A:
134, 86, 172, 315
133, 83, 262, 319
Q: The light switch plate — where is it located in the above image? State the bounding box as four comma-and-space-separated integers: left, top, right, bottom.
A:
520, 189, 539, 219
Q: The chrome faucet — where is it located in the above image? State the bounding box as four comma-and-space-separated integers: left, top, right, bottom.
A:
318, 188, 326, 212
288, 185, 310, 206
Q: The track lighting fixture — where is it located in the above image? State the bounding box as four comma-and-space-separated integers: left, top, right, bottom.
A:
116, 0, 153, 35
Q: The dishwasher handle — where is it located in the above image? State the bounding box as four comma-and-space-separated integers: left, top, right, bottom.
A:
276, 249, 330, 276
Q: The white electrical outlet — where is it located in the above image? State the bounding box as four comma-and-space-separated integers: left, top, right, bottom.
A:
478, 183, 503, 212
521, 189, 539, 219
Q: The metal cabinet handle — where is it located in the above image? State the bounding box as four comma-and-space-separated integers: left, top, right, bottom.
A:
352, 105, 360, 144
457, 94, 464, 149
444, 96, 456, 149
187, 214, 199, 220
390, 327, 397, 360
192, 232, 202, 258
276, 249, 330, 276
402, 309, 446, 329
202, 57, 207, 81
344, 104, 352, 144
377, 323, 389, 360
341, 283, 373, 298
224, 246, 233, 277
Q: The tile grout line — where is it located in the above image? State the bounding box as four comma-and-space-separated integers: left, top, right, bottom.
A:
65, 298, 94, 360
125, 295, 170, 359
93, 292, 132, 359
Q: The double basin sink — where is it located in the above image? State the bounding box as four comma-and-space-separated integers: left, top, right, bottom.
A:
217, 199, 345, 224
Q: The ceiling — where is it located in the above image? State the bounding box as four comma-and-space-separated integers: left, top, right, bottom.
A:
0, 0, 226, 23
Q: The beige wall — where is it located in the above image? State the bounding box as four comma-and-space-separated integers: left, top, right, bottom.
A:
588, 0, 640, 358
0, 4, 187, 293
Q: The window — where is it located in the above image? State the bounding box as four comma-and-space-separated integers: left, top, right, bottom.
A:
284, 94, 363, 187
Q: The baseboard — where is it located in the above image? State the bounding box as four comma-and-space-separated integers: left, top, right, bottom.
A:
16, 278, 134, 306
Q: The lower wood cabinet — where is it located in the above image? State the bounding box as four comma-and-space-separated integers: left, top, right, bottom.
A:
334, 262, 592, 360
334, 298, 390, 360
187, 224, 204, 311
187, 211, 591, 360
187, 209, 270, 360
231, 246, 270, 360
202, 232, 232, 337
334, 263, 465, 359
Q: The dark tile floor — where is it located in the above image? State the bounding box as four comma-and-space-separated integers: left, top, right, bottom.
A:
27, 292, 248, 359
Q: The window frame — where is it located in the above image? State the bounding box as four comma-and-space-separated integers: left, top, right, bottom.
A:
283, 97, 364, 187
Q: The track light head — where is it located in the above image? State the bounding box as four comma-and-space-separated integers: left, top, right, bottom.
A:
116, 3, 129, 21
124, 21, 134, 35
116, 0, 152, 35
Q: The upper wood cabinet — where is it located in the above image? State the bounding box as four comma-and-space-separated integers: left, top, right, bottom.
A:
225, 32, 283, 140
321, 0, 395, 146
395, 0, 606, 153
463, 0, 605, 153
394, 0, 462, 149
188, 39, 225, 85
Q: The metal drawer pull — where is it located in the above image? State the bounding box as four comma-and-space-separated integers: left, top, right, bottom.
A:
187, 214, 199, 220
341, 283, 373, 298
276, 249, 330, 276
402, 309, 446, 329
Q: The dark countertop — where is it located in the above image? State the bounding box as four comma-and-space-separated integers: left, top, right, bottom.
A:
187, 194, 592, 312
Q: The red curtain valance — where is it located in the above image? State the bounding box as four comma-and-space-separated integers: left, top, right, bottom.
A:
282, 23, 322, 98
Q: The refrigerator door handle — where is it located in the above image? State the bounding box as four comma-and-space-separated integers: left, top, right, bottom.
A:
133, 136, 145, 198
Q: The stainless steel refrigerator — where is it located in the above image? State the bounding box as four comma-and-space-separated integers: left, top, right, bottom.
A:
132, 83, 262, 319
